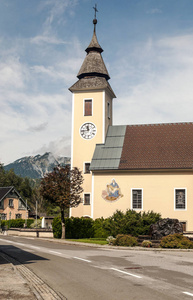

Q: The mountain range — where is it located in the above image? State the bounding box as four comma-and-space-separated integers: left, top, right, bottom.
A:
4, 152, 71, 179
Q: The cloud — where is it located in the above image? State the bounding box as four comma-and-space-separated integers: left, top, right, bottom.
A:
0, 58, 27, 90
147, 8, 162, 14
37, 0, 78, 39
30, 35, 69, 45
27, 122, 48, 132
113, 33, 193, 126
34, 136, 71, 158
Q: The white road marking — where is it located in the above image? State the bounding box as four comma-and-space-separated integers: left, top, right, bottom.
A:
110, 267, 142, 279
49, 250, 62, 255
74, 256, 91, 263
29, 245, 40, 250
0, 239, 12, 243
183, 292, 193, 297
12, 242, 25, 246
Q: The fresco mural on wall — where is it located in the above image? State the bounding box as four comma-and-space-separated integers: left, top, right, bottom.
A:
102, 179, 123, 201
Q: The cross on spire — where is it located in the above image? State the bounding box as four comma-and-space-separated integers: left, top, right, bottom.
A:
93, 4, 98, 19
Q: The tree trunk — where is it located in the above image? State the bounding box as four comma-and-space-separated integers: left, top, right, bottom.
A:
61, 222, 65, 239
61, 209, 65, 239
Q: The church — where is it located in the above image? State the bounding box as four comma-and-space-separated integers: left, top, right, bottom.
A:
69, 16, 193, 232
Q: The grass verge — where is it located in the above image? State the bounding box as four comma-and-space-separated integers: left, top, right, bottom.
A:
67, 238, 108, 245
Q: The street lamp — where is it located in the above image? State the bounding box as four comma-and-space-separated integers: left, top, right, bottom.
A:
9, 211, 11, 229
25, 199, 28, 228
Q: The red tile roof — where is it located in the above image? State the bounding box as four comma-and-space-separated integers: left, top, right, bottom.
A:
119, 123, 193, 170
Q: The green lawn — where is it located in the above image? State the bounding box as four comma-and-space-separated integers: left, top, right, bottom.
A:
67, 238, 108, 245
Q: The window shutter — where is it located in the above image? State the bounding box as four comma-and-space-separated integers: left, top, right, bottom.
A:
84, 100, 92, 116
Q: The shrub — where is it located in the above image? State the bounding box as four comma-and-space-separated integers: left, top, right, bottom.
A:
52, 217, 62, 238
160, 233, 193, 249
27, 219, 35, 228
93, 218, 109, 238
30, 219, 42, 228
112, 234, 138, 247
106, 236, 115, 245
94, 210, 161, 238
141, 240, 152, 248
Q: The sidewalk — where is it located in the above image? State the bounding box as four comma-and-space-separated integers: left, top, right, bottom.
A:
0, 252, 37, 300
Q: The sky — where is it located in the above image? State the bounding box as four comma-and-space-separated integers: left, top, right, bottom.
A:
1, 0, 193, 165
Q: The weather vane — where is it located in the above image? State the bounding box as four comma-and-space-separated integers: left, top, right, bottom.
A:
93, 4, 98, 19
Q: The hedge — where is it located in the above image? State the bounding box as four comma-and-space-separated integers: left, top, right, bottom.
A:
52, 210, 161, 239
0, 218, 34, 229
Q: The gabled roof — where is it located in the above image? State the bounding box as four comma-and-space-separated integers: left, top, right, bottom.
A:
90, 123, 193, 171
0, 186, 29, 209
0, 186, 15, 201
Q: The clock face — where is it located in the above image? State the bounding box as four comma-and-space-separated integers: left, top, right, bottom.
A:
80, 122, 97, 140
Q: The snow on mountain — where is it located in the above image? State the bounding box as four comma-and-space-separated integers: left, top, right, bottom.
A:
4, 152, 71, 179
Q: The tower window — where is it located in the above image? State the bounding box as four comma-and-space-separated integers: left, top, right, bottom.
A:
84, 163, 91, 174
84, 99, 92, 116
84, 194, 90, 205
107, 102, 110, 119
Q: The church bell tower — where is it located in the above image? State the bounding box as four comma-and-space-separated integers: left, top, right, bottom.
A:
69, 13, 116, 218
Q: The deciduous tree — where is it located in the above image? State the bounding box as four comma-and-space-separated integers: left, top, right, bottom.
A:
40, 165, 83, 238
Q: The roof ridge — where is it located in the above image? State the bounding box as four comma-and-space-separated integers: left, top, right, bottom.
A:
126, 122, 193, 127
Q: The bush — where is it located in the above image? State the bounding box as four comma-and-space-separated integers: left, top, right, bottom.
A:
112, 234, 138, 247
92, 210, 161, 238
30, 219, 42, 228
27, 219, 35, 228
52, 217, 62, 238
160, 233, 193, 249
93, 218, 109, 238
141, 240, 152, 248
106, 236, 115, 245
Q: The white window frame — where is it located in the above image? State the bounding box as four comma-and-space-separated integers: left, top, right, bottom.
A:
84, 162, 91, 174
83, 98, 93, 116
83, 193, 91, 206
131, 188, 143, 210
174, 188, 187, 211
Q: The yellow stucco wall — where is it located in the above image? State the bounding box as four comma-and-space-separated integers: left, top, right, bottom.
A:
91, 171, 193, 231
71, 89, 113, 217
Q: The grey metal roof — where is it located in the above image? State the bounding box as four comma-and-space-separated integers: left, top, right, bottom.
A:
90, 125, 126, 170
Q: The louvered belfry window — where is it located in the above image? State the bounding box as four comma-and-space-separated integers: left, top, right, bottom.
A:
84, 99, 92, 116
175, 189, 186, 209
132, 189, 142, 209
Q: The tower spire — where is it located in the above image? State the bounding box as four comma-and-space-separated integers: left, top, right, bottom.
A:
93, 4, 98, 31
93, 4, 98, 19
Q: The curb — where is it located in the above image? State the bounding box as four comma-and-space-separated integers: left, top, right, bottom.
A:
0, 251, 66, 300
32, 237, 193, 252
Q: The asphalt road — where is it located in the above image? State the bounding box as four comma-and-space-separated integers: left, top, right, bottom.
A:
0, 236, 193, 300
